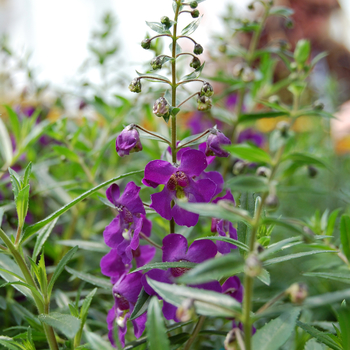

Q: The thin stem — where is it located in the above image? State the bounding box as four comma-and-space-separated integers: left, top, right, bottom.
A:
149, 34, 172, 41
179, 10, 192, 15
176, 52, 197, 59
135, 124, 171, 145
170, 218, 175, 233
139, 232, 162, 250
177, 79, 205, 87
138, 75, 172, 85
234, 328, 246, 350
176, 92, 200, 108
177, 129, 210, 150
0, 244, 7, 251
256, 290, 287, 315
184, 316, 206, 350
177, 35, 197, 45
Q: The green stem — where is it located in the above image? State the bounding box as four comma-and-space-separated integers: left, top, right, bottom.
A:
184, 316, 206, 350
140, 232, 162, 250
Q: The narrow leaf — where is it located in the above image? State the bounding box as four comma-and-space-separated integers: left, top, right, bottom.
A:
225, 144, 272, 164
303, 272, 350, 284
52, 145, 80, 163
65, 266, 111, 289
225, 175, 269, 193
4, 105, 20, 142
282, 152, 328, 169
130, 288, 151, 320
133, 261, 196, 273
58, 239, 109, 253
146, 21, 171, 34
340, 214, 350, 261
84, 331, 114, 350
196, 236, 249, 252
32, 218, 58, 260
181, 16, 202, 36
0, 118, 13, 166
80, 288, 97, 326
239, 111, 289, 123
181, 62, 205, 81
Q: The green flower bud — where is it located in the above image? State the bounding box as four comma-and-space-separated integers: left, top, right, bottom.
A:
197, 95, 212, 111
200, 82, 214, 97
153, 97, 170, 118
232, 160, 247, 175
241, 67, 255, 82
190, 56, 201, 69
141, 39, 151, 49
313, 100, 324, 110
288, 283, 308, 305
161, 16, 171, 29
193, 43, 203, 55
256, 166, 271, 178
245, 254, 262, 277
151, 56, 163, 70
190, 1, 198, 9
128, 78, 142, 93
191, 9, 200, 18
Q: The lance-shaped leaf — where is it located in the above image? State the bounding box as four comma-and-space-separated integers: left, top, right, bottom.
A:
58, 239, 109, 253
133, 261, 196, 273
84, 331, 115, 350
303, 272, 350, 285
340, 214, 350, 262
196, 236, 249, 252
65, 266, 111, 289
180, 62, 205, 81
269, 6, 294, 17
303, 288, 350, 309
136, 70, 171, 84
282, 152, 329, 169
238, 111, 289, 123
130, 288, 151, 320
4, 105, 21, 142
181, 16, 202, 36
225, 144, 272, 164
225, 175, 269, 193
146, 21, 171, 34
15, 185, 30, 228
0, 118, 13, 166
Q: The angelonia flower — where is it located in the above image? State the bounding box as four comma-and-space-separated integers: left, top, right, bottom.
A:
204, 128, 231, 157
190, 56, 201, 69
116, 124, 142, 157
151, 56, 163, 70
200, 82, 214, 97
197, 95, 212, 111
143, 149, 219, 227
153, 97, 170, 118
193, 43, 203, 55
129, 78, 142, 93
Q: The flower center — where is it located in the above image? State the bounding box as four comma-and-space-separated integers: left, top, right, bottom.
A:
114, 292, 130, 310
116, 205, 134, 223
171, 259, 191, 277
167, 171, 189, 199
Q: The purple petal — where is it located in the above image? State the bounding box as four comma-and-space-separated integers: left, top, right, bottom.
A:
171, 203, 199, 227
213, 189, 235, 205
103, 216, 125, 248
179, 149, 208, 177
117, 308, 129, 348
200, 171, 224, 197
163, 301, 178, 321
186, 240, 217, 263
186, 178, 216, 203
237, 128, 265, 148
150, 188, 173, 221
113, 272, 143, 306
118, 182, 145, 215
141, 214, 152, 237
106, 184, 120, 206
142, 269, 172, 296
162, 234, 188, 262
143, 160, 175, 187
199, 142, 215, 164
131, 312, 147, 338
130, 216, 143, 251
217, 220, 238, 254
191, 281, 222, 293
134, 245, 156, 268
100, 249, 130, 279
222, 276, 244, 303
107, 306, 116, 347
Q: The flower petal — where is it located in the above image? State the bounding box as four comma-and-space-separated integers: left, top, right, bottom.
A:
143, 160, 175, 187
103, 216, 125, 248
106, 183, 120, 206
186, 239, 217, 263
172, 203, 199, 227
134, 245, 156, 268
131, 312, 147, 338
150, 188, 173, 221
100, 249, 129, 279
162, 234, 188, 262
118, 182, 145, 215
113, 272, 143, 305
179, 149, 208, 177
186, 178, 217, 203
201, 171, 224, 197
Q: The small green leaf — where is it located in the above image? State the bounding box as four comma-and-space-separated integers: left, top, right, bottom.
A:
16, 184, 30, 227
294, 39, 311, 65
52, 145, 80, 163
80, 288, 97, 326
239, 111, 289, 123
146, 21, 171, 34
84, 331, 114, 350
4, 105, 21, 142
0, 118, 13, 166
181, 16, 202, 36
32, 218, 58, 260
335, 306, 350, 350
136, 70, 171, 84
225, 175, 269, 193
225, 144, 272, 164
340, 214, 350, 261
147, 297, 171, 350
326, 208, 341, 237
252, 308, 300, 350
47, 246, 78, 296
65, 266, 111, 289
22, 162, 32, 188
130, 288, 151, 320
170, 107, 180, 117
311, 52, 328, 67
180, 62, 205, 81
58, 240, 109, 253
38, 312, 81, 339
269, 6, 294, 17
8, 168, 21, 200
169, 42, 182, 55
259, 268, 270, 286
305, 339, 327, 350
133, 261, 196, 273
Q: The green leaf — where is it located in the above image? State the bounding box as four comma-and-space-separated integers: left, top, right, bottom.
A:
22, 162, 32, 188
294, 39, 311, 65
177, 253, 243, 285
170, 107, 180, 117
0, 336, 24, 350
335, 306, 350, 350
176, 201, 253, 225
239, 111, 289, 123
136, 70, 171, 84
84, 331, 114, 350
269, 6, 294, 17
303, 288, 350, 308
22, 170, 144, 242
259, 236, 301, 260
225, 144, 272, 164
58, 240, 109, 253
32, 218, 58, 260
326, 208, 341, 237
147, 278, 241, 318
38, 312, 81, 339
130, 288, 151, 320
146, 21, 171, 34
147, 297, 171, 350
52, 145, 80, 163
0, 117, 13, 166
47, 246, 78, 296
252, 308, 300, 350
297, 321, 342, 350
4, 105, 20, 142
80, 288, 97, 326
133, 261, 196, 273
261, 217, 304, 235
8, 168, 21, 200
65, 266, 111, 289
169, 42, 182, 55
303, 272, 350, 284
196, 236, 249, 252
181, 62, 205, 81
305, 339, 327, 350
181, 16, 202, 36
282, 152, 328, 169
225, 175, 269, 193
259, 268, 271, 286
16, 184, 30, 227
340, 214, 350, 261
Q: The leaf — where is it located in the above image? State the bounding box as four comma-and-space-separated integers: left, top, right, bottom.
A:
177, 253, 243, 285
340, 214, 350, 261
303, 272, 350, 284
181, 62, 205, 81
181, 16, 202, 36
147, 278, 241, 318
47, 246, 78, 296
4, 105, 20, 142
80, 288, 97, 326
65, 266, 111, 289
84, 331, 114, 350
335, 306, 350, 350
22, 162, 32, 188
269, 6, 294, 17
239, 111, 289, 123
146, 21, 171, 34
282, 152, 328, 169
259, 237, 301, 260
147, 297, 171, 350
297, 321, 342, 350
133, 261, 196, 273
52, 145, 80, 163
305, 339, 327, 350
225, 144, 272, 164
225, 175, 269, 193
136, 70, 171, 84
0, 117, 13, 166
38, 312, 81, 339
58, 240, 109, 253
326, 208, 340, 237
8, 168, 21, 201
294, 39, 311, 65
196, 236, 249, 252
169, 42, 182, 56
303, 288, 350, 308
176, 201, 253, 225
32, 218, 58, 260
0, 336, 24, 350
311, 52, 328, 67
252, 308, 300, 350
22, 170, 144, 242
130, 288, 151, 320
16, 184, 30, 227
259, 268, 270, 286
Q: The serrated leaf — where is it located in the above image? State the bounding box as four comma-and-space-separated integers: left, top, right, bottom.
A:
22, 170, 144, 242
180, 62, 205, 81
52, 145, 80, 163
0, 117, 13, 166
238, 111, 289, 123
225, 175, 269, 193
252, 308, 300, 350
147, 278, 241, 318
58, 240, 109, 253
8, 168, 21, 200
147, 297, 171, 350
22, 162, 32, 188
146, 21, 171, 34
340, 214, 350, 261
80, 288, 97, 326
259, 268, 270, 286
133, 261, 196, 273
181, 16, 202, 36
65, 266, 111, 289
0, 336, 23, 350
38, 312, 81, 339
225, 144, 272, 164
130, 288, 151, 320
47, 246, 78, 296
32, 218, 58, 260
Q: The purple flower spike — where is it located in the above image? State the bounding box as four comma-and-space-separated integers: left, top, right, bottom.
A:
100, 249, 130, 284
116, 124, 142, 157
204, 128, 231, 158
133, 245, 156, 268
237, 128, 265, 148
223, 276, 244, 303
143, 149, 218, 227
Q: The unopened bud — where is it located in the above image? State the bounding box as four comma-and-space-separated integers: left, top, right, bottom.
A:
191, 9, 200, 18
268, 95, 280, 104
256, 166, 271, 178
265, 194, 279, 209
290, 62, 298, 71
245, 254, 262, 277
288, 283, 308, 304
313, 100, 324, 111
242, 67, 255, 82
197, 96, 212, 111
190, 56, 201, 69
193, 43, 203, 55
161, 16, 171, 29
141, 39, 151, 49
285, 18, 294, 29
248, 3, 255, 10
201, 82, 214, 97
308, 165, 318, 178
233, 63, 245, 77
232, 160, 247, 175
129, 78, 142, 93
276, 121, 290, 137
218, 43, 227, 53
176, 299, 196, 322
153, 97, 170, 118
224, 329, 238, 350
151, 56, 163, 70
190, 1, 198, 8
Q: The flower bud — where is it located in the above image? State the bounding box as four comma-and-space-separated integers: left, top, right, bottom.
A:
161, 16, 171, 29
197, 95, 212, 111
193, 43, 203, 55
290, 62, 298, 71
232, 160, 247, 175
205, 128, 231, 157
276, 121, 290, 137
190, 56, 201, 69
218, 43, 227, 53
285, 18, 294, 29
190, 1, 198, 8
153, 97, 170, 118
151, 56, 163, 70
224, 329, 238, 350
129, 78, 142, 93
313, 100, 324, 110
141, 39, 151, 49
248, 3, 255, 10
191, 9, 200, 18
288, 283, 308, 304
176, 298, 196, 322
241, 67, 255, 82
308, 165, 318, 178
200, 82, 214, 97
116, 124, 142, 157
265, 194, 279, 209
233, 63, 245, 77
268, 95, 280, 104
245, 254, 262, 277
256, 166, 271, 178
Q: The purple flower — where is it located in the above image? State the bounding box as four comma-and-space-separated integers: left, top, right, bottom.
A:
187, 111, 212, 134
116, 124, 142, 157
237, 128, 265, 148
222, 276, 244, 303
204, 128, 231, 158
142, 149, 217, 227
103, 182, 152, 264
